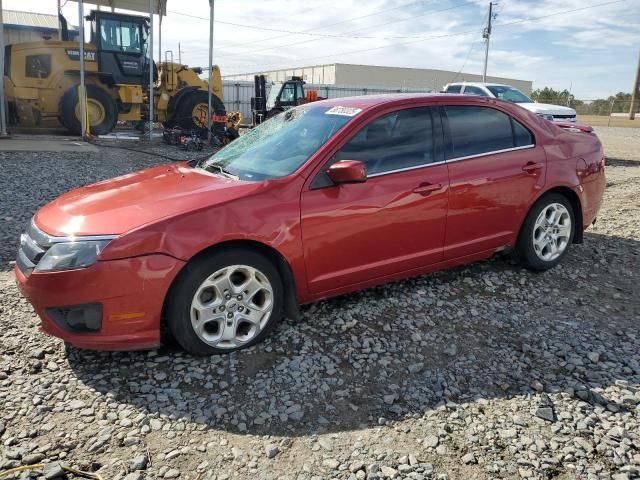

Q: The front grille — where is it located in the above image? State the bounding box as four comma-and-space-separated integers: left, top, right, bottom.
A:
553, 114, 576, 120
17, 221, 53, 275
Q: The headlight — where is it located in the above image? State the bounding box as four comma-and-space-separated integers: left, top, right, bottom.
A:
35, 240, 112, 272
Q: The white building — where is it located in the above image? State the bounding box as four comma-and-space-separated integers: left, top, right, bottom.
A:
224, 63, 533, 95
2, 10, 79, 45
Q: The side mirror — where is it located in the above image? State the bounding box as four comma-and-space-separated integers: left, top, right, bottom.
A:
327, 160, 367, 184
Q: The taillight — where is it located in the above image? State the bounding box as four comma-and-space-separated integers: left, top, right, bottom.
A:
555, 122, 593, 133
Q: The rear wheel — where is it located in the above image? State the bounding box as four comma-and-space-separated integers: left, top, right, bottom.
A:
516, 193, 575, 271
59, 84, 118, 135
174, 90, 226, 138
166, 249, 283, 355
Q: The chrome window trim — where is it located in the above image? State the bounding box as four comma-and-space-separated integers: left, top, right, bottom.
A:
366, 144, 535, 179
28, 219, 118, 247
445, 144, 535, 163
368, 160, 446, 178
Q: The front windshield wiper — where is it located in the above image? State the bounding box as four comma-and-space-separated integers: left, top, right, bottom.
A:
204, 162, 239, 180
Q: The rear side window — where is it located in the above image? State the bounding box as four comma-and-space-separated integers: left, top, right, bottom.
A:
334, 107, 435, 176
462, 85, 488, 96
25, 54, 51, 79
443, 106, 533, 159
445, 85, 462, 93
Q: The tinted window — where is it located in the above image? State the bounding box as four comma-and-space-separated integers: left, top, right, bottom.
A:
445, 85, 462, 93
463, 86, 488, 96
25, 54, 51, 78
334, 107, 435, 176
486, 85, 532, 103
444, 106, 523, 158
100, 19, 142, 53
512, 118, 534, 146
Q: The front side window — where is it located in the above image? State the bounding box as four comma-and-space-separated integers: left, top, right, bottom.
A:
486, 85, 532, 103
333, 107, 435, 176
463, 85, 488, 96
279, 84, 296, 104
200, 105, 354, 181
100, 19, 142, 53
443, 106, 533, 159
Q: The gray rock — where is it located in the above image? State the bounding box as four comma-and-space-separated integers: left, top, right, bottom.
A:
265, 444, 280, 459
461, 453, 476, 464
129, 454, 148, 471
43, 462, 66, 479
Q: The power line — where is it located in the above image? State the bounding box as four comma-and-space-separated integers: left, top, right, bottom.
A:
219, 1, 479, 59
168, 1, 476, 42
494, 0, 628, 29
224, 0, 630, 75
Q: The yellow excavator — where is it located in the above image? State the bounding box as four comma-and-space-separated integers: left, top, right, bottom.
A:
2, 9, 230, 137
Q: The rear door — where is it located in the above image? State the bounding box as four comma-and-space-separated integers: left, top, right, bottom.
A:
300, 106, 449, 294
441, 105, 546, 259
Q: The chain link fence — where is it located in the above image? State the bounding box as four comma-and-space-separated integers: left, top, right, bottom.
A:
533, 98, 637, 117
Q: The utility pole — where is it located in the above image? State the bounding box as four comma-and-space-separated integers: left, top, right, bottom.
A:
482, 2, 496, 83
0, 0, 7, 137
630, 50, 640, 120
207, 0, 214, 143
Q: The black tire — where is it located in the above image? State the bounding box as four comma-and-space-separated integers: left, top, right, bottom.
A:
165, 249, 284, 356
59, 84, 118, 135
516, 193, 575, 271
174, 90, 226, 138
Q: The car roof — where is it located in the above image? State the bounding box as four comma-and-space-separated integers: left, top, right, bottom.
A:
309, 93, 461, 110
446, 82, 510, 87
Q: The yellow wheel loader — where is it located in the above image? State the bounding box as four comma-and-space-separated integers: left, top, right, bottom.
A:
2, 10, 226, 137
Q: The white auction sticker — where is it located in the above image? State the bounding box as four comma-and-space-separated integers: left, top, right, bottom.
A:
325, 106, 362, 116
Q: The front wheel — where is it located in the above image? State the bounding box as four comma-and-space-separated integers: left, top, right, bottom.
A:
166, 249, 283, 355
516, 193, 575, 271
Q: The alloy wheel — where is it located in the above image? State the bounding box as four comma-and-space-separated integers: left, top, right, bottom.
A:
532, 202, 572, 262
190, 265, 274, 349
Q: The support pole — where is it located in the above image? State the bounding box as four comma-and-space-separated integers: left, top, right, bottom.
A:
57, 0, 62, 39
148, 0, 154, 140
0, 0, 7, 137
207, 0, 215, 143
158, 15, 162, 65
482, 2, 494, 83
630, 51, 640, 121
78, 0, 87, 139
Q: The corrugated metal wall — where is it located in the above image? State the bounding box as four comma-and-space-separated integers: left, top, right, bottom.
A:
222, 80, 433, 120
223, 63, 533, 95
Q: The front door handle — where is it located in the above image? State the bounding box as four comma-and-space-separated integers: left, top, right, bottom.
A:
413, 183, 442, 196
522, 162, 545, 173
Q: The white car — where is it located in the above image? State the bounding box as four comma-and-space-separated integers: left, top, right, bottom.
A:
442, 82, 577, 122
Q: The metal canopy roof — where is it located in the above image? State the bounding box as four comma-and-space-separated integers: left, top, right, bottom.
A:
3, 9, 78, 31
68, 0, 167, 16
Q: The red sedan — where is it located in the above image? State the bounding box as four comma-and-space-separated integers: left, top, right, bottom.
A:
15, 94, 605, 355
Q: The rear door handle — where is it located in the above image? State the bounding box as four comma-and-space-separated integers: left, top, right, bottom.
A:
522, 162, 545, 173
413, 183, 442, 196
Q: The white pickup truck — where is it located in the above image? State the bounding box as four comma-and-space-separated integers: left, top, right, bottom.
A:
442, 82, 577, 122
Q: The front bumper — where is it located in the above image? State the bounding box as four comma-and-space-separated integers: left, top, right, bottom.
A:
15, 254, 185, 351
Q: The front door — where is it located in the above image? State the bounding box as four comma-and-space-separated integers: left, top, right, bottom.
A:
441, 105, 546, 259
300, 106, 449, 294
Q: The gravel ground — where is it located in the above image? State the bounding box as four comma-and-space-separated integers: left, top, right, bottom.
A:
0, 128, 638, 480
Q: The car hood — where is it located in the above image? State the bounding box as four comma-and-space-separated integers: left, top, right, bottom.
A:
518, 102, 577, 116
35, 163, 262, 236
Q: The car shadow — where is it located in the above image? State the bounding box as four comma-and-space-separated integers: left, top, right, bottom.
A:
605, 156, 640, 168
66, 231, 639, 437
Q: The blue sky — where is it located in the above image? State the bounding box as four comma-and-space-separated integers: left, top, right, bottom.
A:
4, 0, 640, 98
